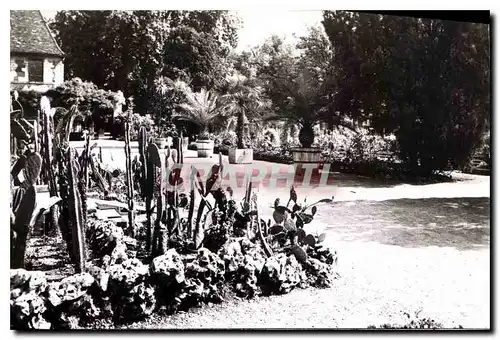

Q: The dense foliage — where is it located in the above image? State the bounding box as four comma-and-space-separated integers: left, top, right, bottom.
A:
48, 10, 490, 175
50, 10, 240, 118
322, 11, 490, 174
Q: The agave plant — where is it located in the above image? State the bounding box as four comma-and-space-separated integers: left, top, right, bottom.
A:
172, 87, 226, 139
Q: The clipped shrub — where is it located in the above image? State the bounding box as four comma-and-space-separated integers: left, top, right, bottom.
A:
45, 78, 122, 113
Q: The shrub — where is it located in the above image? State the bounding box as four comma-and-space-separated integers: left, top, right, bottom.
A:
129, 113, 155, 141
367, 310, 462, 329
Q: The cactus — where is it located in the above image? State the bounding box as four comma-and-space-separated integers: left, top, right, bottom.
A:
11, 155, 26, 186
10, 152, 54, 269
152, 142, 171, 257
40, 96, 60, 237
146, 143, 160, 253
66, 147, 86, 273
138, 126, 148, 198
124, 99, 135, 237
81, 134, 91, 189
252, 193, 273, 258
11, 186, 36, 269
187, 173, 195, 239
24, 153, 42, 187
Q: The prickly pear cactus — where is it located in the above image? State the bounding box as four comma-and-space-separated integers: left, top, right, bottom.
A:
11, 185, 37, 269
24, 152, 42, 186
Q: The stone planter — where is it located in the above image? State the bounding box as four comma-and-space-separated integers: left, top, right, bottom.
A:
292, 147, 323, 177
228, 148, 253, 164
196, 139, 214, 158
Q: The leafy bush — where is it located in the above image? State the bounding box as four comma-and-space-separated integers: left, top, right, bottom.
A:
45, 78, 124, 112
129, 113, 155, 141
314, 128, 398, 164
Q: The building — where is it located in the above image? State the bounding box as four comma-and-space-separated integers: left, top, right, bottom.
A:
10, 10, 64, 93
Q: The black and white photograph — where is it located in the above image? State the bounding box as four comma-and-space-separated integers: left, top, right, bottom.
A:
8, 7, 491, 331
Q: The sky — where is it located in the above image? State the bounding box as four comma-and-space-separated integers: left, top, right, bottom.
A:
40, 10, 323, 51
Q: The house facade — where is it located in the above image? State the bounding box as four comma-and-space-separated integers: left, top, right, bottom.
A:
10, 10, 64, 93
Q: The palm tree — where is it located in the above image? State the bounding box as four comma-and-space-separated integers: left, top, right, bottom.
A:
219, 73, 268, 149
264, 67, 355, 148
172, 87, 225, 139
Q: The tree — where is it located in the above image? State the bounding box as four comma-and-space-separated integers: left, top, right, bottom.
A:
172, 87, 226, 137
219, 73, 268, 148
255, 33, 354, 148
322, 11, 490, 174
161, 11, 240, 93
50, 10, 172, 114
50, 10, 241, 115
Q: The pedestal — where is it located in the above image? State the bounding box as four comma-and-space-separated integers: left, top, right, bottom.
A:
228, 148, 253, 164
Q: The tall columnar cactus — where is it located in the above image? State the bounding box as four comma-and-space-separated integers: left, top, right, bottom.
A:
40, 96, 60, 236
66, 147, 86, 273
138, 126, 148, 198
178, 132, 184, 164
152, 144, 168, 257
81, 134, 91, 190
187, 173, 195, 240
146, 143, 161, 254
124, 99, 135, 237
77, 136, 91, 235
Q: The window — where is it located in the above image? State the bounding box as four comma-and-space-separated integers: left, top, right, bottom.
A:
46, 59, 57, 83
28, 59, 44, 82
13, 58, 26, 81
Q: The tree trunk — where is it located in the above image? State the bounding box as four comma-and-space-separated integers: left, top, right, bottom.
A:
237, 111, 246, 149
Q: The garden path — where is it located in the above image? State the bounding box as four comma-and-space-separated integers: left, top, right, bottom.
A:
109, 149, 490, 329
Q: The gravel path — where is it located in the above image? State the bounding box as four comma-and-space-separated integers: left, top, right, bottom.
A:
77, 145, 489, 330
119, 174, 490, 330
121, 240, 488, 329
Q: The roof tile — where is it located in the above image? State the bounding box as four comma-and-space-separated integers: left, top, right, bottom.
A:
10, 10, 64, 56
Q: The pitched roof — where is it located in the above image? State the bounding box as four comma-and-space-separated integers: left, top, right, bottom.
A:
10, 10, 64, 56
